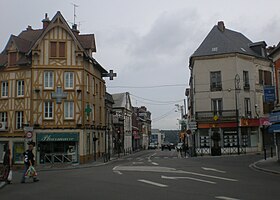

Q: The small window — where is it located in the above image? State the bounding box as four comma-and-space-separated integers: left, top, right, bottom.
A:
65, 72, 74, 89
44, 101, 54, 119
50, 42, 57, 57
210, 71, 222, 91
1, 81, 8, 97
17, 80, 24, 97
59, 42, 66, 57
16, 111, 24, 129
212, 47, 218, 52
9, 52, 17, 66
44, 71, 54, 89
86, 74, 89, 92
64, 101, 74, 119
0, 112, 7, 123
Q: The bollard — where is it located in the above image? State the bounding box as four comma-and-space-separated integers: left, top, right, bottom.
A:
271, 147, 273, 158
264, 148, 267, 160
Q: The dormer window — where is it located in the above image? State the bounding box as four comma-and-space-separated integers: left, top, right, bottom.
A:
50, 41, 66, 58
9, 52, 17, 66
212, 47, 218, 52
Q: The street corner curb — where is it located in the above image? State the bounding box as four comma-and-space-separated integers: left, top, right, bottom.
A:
249, 160, 280, 175
0, 181, 7, 189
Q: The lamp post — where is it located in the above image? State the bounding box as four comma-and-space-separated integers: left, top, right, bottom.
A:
234, 74, 241, 155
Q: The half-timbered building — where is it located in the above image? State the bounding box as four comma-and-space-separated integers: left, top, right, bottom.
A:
0, 11, 110, 164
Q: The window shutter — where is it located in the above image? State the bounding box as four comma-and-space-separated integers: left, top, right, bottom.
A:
59, 42, 66, 57
50, 42, 57, 57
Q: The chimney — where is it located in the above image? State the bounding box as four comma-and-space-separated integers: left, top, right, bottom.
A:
26, 25, 33, 31
42, 13, 50, 29
72, 24, 80, 36
217, 21, 225, 32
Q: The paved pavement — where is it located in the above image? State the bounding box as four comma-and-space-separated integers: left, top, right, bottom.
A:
250, 156, 280, 174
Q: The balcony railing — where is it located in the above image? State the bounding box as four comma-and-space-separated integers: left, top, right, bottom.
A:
195, 110, 237, 122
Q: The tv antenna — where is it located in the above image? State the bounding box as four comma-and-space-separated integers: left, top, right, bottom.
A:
72, 3, 79, 24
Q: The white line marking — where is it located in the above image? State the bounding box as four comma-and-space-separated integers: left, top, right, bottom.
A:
202, 167, 226, 173
161, 175, 216, 184
132, 162, 144, 165
152, 162, 159, 166
113, 171, 123, 175
215, 196, 240, 200
138, 179, 168, 188
113, 166, 237, 182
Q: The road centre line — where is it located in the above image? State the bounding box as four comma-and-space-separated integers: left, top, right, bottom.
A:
138, 179, 168, 188
215, 196, 240, 200
161, 175, 216, 184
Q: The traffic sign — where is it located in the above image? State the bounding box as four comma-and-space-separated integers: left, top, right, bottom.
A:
25, 131, 33, 139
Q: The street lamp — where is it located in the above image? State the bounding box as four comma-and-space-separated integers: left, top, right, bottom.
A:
234, 74, 241, 155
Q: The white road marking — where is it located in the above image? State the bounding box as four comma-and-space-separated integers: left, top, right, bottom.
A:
138, 179, 168, 188
152, 162, 159, 166
136, 158, 144, 161
161, 175, 216, 184
132, 162, 144, 165
113, 171, 123, 175
113, 166, 237, 182
202, 167, 226, 173
215, 196, 240, 200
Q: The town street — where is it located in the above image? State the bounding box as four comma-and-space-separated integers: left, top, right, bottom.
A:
1, 150, 279, 200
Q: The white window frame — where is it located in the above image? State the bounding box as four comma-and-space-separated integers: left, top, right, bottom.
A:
17, 80, 24, 97
64, 101, 74, 119
0, 112, 7, 122
64, 72, 74, 89
44, 101, 54, 119
1, 81, 8, 97
92, 104, 95, 121
16, 111, 23, 129
44, 71, 54, 89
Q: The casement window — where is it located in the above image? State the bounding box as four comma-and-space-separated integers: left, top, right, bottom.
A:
244, 98, 251, 117
259, 70, 272, 85
1, 81, 8, 97
64, 72, 74, 89
9, 52, 17, 66
92, 104, 95, 121
16, 111, 23, 129
64, 101, 74, 119
44, 101, 54, 119
86, 74, 89, 92
243, 71, 250, 90
44, 71, 54, 89
50, 42, 66, 58
210, 71, 222, 91
212, 99, 223, 115
17, 80, 24, 97
0, 112, 7, 122
92, 78, 95, 94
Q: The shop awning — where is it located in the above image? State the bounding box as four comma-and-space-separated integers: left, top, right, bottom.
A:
268, 124, 280, 133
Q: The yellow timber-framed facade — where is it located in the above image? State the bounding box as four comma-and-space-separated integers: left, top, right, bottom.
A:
0, 11, 108, 165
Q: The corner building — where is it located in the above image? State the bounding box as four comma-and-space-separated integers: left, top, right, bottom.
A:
188, 21, 273, 155
0, 12, 108, 165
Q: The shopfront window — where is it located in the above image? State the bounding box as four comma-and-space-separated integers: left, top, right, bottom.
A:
13, 142, 25, 164
0, 142, 8, 163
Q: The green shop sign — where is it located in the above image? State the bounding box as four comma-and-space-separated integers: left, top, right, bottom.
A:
37, 133, 79, 142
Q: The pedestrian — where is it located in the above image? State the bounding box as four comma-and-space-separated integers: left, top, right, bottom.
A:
21, 141, 39, 183
2, 147, 12, 184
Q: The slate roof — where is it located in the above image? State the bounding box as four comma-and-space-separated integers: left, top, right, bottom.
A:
191, 23, 267, 59
77, 34, 96, 52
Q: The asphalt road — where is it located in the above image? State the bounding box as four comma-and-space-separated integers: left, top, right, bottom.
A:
1, 150, 279, 200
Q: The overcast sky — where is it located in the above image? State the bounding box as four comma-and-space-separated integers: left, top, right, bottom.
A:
1, 0, 280, 130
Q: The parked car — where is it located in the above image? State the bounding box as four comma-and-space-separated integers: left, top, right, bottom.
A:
170, 143, 175, 149
148, 143, 157, 150
161, 142, 171, 151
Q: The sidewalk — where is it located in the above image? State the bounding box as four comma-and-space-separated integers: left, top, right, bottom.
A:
251, 157, 280, 175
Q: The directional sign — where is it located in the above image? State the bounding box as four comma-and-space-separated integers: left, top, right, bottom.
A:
85, 104, 92, 116
264, 86, 276, 103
